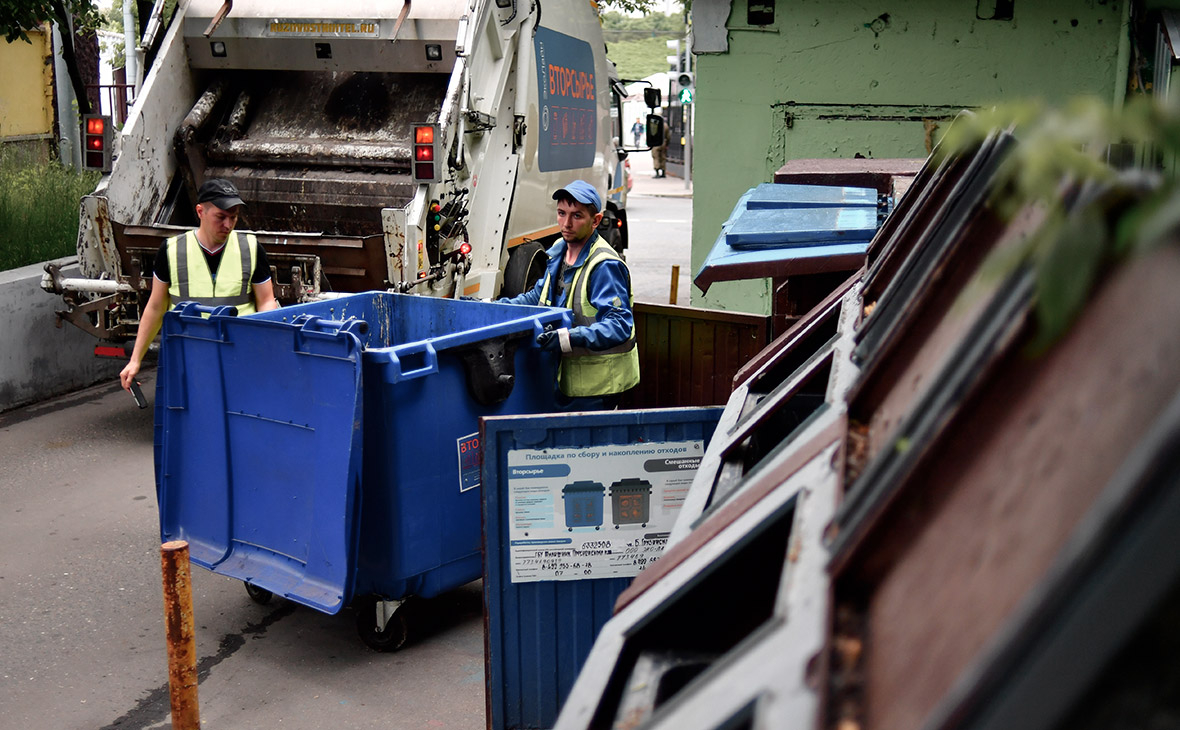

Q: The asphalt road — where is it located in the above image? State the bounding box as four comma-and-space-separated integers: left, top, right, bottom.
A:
625, 154, 695, 306
0, 180, 694, 730
0, 372, 487, 730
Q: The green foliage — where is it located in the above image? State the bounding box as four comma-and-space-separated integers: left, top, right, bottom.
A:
0, 0, 100, 42
600, 0, 683, 14
601, 10, 687, 79
0, 151, 99, 271
606, 38, 677, 80
936, 96, 1180, 353
601, 10, 686, 35
100, 0, 127, 68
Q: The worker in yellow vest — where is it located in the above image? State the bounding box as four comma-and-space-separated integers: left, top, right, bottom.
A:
501, 180, 639, 407
120, 179, 279, 394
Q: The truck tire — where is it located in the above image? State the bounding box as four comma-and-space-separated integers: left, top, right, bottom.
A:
503, 241, 547, 298
599, 208, 627, 257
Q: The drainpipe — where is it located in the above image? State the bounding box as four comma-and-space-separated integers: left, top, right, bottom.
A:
1114, 0, 1131, 110
52, 19, 82, 169
124, 0, 140, 93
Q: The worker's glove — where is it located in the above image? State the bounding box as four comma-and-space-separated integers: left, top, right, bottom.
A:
536, 327, 572, 352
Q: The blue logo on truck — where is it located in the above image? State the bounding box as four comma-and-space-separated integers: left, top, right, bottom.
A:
534, 26, 597, 172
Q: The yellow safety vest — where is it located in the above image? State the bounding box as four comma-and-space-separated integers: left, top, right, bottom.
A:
539, 238, 640, 397
165, 230, 259, 315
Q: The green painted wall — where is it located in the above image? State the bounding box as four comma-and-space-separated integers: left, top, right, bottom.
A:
691, 0, 1131, 314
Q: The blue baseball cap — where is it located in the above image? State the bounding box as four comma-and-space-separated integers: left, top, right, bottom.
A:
553, 180, 602, 213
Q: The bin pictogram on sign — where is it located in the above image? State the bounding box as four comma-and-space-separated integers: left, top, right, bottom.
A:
562, 481, 605, 530
610, 478, 653, 527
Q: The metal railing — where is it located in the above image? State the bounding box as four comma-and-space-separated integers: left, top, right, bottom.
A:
87, 83, 136, 125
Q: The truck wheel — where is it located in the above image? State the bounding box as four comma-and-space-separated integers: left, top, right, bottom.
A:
503, 241, 547, 298
602, 223, 625, 258
355, 596, 411, 652
599, 209, 627, 257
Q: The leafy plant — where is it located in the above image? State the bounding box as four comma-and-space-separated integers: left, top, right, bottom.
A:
935, 96, 1180, 352
0, 152, 99, 271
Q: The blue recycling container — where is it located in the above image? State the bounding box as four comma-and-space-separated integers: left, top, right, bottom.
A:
155, 293, 573, 615
561, 481, 605, 529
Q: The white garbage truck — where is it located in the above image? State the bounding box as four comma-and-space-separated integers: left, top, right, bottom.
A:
43, 0, 662, 343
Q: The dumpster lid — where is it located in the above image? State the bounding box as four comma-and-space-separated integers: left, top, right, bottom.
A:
156, 305, 367, 614
725, 207, 879, 249
695, 188, 874, 293
745, 182, 878, 209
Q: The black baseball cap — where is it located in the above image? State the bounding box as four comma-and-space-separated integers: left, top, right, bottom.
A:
196, 179, 245, 210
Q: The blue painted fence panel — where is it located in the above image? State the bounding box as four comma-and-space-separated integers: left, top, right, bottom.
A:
483, 407, 723, 730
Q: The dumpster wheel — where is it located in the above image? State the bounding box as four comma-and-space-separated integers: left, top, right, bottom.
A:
244, 582, 273, 605
355, 596, 411, 652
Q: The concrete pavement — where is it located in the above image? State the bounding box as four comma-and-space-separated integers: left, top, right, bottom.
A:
626, 149, 693, 199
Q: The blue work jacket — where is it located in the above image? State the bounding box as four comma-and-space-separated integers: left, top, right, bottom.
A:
503, 233, 635, 351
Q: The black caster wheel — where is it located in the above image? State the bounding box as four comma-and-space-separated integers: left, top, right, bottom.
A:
355, 596, 411, 652
245, 582, 273, 605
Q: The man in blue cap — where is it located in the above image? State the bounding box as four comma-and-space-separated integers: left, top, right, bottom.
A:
501, 179, 639, 405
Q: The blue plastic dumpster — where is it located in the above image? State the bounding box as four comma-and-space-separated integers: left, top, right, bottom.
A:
155, 292, 572, 649
561, 481, 606, 529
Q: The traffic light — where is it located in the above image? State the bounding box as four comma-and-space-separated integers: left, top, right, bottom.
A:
82, 114, 113, 172
676, 72, 694, 104
412, 123, 441, 183
665, 39, 683, 72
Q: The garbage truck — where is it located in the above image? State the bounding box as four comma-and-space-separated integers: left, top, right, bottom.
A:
42, 0, 659, 343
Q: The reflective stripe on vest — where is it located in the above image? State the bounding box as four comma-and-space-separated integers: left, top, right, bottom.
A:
166, 230, 258, 315
555, 237, 640, 397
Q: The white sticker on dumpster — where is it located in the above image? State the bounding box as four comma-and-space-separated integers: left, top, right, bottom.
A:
506, 440, 704, 583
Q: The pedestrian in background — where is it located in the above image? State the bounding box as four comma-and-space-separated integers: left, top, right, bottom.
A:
650, 116, 667, 178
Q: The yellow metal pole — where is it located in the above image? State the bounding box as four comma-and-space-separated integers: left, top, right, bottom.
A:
161, 540, 200, 730
669, 265, 680, 305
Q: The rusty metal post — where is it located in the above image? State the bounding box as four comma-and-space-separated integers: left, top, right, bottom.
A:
669, 265, 680, 305
161, 541, 200, 730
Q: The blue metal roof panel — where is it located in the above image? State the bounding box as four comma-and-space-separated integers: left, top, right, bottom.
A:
725, 207, 879, 248
745, 182, 878, 209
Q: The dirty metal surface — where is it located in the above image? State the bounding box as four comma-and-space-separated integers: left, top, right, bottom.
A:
239, 71, 448, 149
853, 132, 1014, 370
849, 207, 1040, 468
734, 270, 859, 388
836, 244, 1180, 730
179, 71, 445, 236
112, 221, 389, 302
862, 149, 943, 273
924, 393, 1180, 730
772, 157, 925, 196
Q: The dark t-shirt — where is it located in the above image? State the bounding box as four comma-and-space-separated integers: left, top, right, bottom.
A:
154, 235, 272, 285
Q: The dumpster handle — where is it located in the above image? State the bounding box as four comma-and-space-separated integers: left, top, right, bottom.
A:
291, 314, 370, 338
531, 311, 572, 341
369, 342, 439, 383
175, 301, 239, 319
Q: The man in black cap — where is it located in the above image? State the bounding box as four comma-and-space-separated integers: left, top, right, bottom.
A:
120, 178, 279, 393
501, 179, 639, 405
